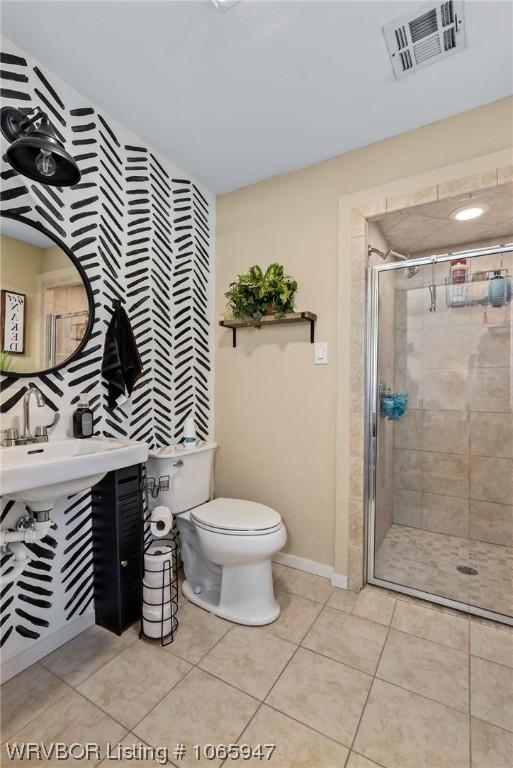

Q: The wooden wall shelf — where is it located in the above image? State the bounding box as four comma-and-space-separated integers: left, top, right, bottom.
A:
219, 311, 317, 348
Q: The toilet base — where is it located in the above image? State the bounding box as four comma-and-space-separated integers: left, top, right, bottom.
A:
182, 559, 281, 626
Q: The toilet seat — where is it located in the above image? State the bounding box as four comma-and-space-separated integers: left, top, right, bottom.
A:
191, 497, 282, 536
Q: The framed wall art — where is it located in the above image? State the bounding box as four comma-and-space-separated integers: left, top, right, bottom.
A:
1, 289, 26, 354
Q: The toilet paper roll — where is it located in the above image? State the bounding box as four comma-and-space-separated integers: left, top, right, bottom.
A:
144, 544, 172, 564
143, 581, 171, 606
143, 602, 172, 621
149, 506, 172, 538
144, 545, 173, 588
143, 554, 173, 598
143, 567, 172, 589
142, 603, 173, 639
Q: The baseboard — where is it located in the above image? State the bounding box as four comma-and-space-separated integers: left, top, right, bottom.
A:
0, 611, 95, 683
330, 572, 348, 589
273, 552, 334, 580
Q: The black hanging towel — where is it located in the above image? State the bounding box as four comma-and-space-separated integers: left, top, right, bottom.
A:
102, 300, 143, 410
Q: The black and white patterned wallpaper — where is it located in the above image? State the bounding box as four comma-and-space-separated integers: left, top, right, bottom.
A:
0, 38, 214, 673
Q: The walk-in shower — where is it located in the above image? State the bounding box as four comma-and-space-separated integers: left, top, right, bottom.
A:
366, 242, 513, 626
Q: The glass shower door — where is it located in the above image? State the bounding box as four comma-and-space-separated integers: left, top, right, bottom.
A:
367, 246, 513, 625
47, 311, 88, 368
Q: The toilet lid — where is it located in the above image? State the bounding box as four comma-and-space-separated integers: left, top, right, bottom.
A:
191, 498, 282, 533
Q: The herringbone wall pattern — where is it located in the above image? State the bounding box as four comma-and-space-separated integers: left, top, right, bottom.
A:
0, 39, 214, 665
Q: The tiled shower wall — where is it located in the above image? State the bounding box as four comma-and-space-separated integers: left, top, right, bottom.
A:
392, 249, 513, 547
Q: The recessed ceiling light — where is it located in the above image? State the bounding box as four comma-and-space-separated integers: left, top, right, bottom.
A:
451, 204, 490, 222
211, 0, 242, 12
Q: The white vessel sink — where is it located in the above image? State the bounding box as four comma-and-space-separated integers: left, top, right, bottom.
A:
0, 437, 148, 508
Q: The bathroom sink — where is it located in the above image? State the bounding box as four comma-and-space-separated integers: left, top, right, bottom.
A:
0, 437, 148, 507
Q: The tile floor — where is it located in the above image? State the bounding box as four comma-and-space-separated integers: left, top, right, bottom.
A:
1, 564, 512, 767
376, 523, 513, 618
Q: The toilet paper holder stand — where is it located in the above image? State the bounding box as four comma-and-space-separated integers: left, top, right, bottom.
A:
140, 535, 179, 647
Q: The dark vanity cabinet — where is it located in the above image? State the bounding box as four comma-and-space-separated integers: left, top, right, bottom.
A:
91, 464, 143, 635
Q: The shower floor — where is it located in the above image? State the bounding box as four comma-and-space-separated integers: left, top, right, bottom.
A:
375, 524, 513, 619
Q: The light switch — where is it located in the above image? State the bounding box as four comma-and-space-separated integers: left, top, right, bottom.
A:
314, 341, 328, 365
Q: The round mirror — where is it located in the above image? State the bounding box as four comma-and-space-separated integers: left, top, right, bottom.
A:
0, 214, 94, 376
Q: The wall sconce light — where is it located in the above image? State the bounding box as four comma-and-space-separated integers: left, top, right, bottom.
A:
0, 106, 81, 186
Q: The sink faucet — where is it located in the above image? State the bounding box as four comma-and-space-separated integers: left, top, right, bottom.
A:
22, 384, 46, 439
1, 384, 58, 448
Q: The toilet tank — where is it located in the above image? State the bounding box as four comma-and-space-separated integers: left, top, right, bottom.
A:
147, 442, 217, 513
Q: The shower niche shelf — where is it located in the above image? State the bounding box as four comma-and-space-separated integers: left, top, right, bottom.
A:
220, 311, 317, 348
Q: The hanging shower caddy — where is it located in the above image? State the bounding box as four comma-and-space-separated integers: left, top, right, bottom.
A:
445, 256, 512, 309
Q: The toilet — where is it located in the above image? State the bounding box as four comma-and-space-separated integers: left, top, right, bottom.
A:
147, 442, 286, 625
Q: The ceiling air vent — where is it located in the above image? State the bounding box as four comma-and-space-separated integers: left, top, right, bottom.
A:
383, 1, 466, 79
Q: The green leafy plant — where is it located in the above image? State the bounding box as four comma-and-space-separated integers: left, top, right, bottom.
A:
0, 349, 14, 372
225, 263, 297, 321
261, 263, 297, 317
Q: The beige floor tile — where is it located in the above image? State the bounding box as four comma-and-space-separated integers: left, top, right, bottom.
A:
134, 668, 258, 768
0, 663, 69, 741
263, 591, 322, 644
98, 734, 169, 766
471, 718, 513, 768
326, 588, 357, 613
199, 626, 296, 699
266, 647, 371, 746
273, 564, 332, 603
377, 629, 469, 712
346, 753, 383, 768
352, 588, 396, 626
1, 689, 126, 767
470, 622, 513, 668
78, 640, 191, 728
302, 607, 387, 675
354, 679, 469, 768
163, 599, 229, 664
178, 597, 231, 636
240, 705, 349, 767
40, 624, 137, 686
162, 622, 223, 665
392, 599, 469, 651
471, 657, 513, 732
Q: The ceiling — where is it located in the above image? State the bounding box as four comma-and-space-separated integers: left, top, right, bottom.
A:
2, 217, 55, 248
373, 182, 513, 254
2, 1, 512, 194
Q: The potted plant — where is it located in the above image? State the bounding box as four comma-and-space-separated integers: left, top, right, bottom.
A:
225, 263, 297, 321
261, 263, 297, 317
0, 349, 14, 372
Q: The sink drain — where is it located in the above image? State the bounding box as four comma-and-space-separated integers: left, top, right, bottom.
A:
457, 565, 478, 576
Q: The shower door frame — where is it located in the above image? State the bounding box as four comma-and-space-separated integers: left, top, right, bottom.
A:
365, 242, 513, 626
